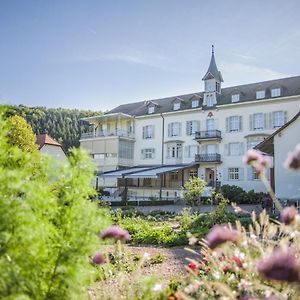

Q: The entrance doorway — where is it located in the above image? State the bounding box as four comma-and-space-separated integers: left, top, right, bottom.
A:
205, 168, 214, 186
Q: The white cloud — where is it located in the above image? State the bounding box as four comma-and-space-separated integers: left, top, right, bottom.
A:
220, 62, 291, 87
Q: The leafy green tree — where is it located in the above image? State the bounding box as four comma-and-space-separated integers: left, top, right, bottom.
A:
0, 110, 111, 299
182, 177, 207, 206
6, 115, 38, 152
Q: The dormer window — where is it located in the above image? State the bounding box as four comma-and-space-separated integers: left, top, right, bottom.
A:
148, 105, 155, 114
271, 88, 281, 98
231, 94, 240, 103
191, 99, 199, 108
206, 95, 214, 107
256, 90, 265, 99
173, 102, 180, 111
216, 82, 221, 93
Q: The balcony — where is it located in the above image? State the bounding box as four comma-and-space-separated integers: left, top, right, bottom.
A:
81, 129, 135, 140
195, 130, 222, 141
195, 153, 222, 163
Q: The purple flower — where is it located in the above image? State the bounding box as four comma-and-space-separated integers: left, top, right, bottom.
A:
100, 225, 131, 241
92, 252, 106, 265
243, 149, 270, 175
284, 144, 300, 170
257, 247, 300, 283
205, 225, 240, 249
281, 206, 298, 225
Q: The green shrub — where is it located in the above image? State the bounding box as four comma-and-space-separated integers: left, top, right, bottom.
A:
0, 112, 111, 299
182, 177, 207, 206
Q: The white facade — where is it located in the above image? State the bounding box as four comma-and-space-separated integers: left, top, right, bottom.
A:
273, 117, 300, 200
80, 51, 300, 200
40, 144, 67, 162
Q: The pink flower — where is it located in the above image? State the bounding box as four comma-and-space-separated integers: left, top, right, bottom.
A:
284, 144, 300, 170
243, 149, 270, 175
257, 247, 300, 283
232, 255, 243, 268
188, 262, 198, 270
100, 225, 131, 241
92, 252, 106, 265
205, 225, 240, 249
281, 206, 298, 225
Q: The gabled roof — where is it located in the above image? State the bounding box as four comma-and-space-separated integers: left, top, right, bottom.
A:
255, 111, 300, 155
202, 47, 223, 82
36, 134, 62, 150
105, 76, 300, 117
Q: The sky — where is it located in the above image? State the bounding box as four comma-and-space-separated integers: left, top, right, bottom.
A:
0, 0, 300, 111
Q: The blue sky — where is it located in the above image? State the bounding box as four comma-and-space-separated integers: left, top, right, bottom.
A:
0, 0, 300, 111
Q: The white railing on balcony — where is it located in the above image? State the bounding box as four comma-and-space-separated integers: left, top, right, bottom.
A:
81, 129, 135, 139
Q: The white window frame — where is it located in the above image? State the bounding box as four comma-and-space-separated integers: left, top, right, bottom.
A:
228, 142, 240, 156
142, 148, 155, 159
206, 95, 214, 107
169, 122, 181, 137
228, 167, 239, 180
191, 99, 199, 108
186, 145, 198, 158
148, 106, 155, 114
253, 113, 264, 130
167, 143, 182, 158
256, 90, 265, 99
273, 111, 284, 128
229, 116, 240, 132
143, 125, 154, 139
231, 94, 240, 103
206, 118, 215, 131
271, 88, 281, 98
187, 120, 199, 135
173, 102, 180, 111
189, 170, 198, 178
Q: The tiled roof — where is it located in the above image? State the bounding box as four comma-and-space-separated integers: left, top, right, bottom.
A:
107, 75, 300, 117
36, 134, 61, 149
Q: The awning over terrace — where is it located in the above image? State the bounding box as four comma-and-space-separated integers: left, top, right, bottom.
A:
98, 164, 197, 179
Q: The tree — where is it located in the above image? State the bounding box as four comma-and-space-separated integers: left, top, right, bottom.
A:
6, 115, 38, 152
0, 111, 111, 299
182, 177, 207, 206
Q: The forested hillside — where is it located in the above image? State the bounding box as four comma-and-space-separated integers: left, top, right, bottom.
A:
5, 105, 102, 151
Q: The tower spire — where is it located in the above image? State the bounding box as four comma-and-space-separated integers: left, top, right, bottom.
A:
212, 44, 214, 55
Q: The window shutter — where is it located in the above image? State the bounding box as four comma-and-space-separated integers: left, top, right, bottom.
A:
263, 113, 267, 129
269, 112, 273, 129
214, 119, 219, 130
239, 168, 244, 181
225, 144, 229, 156
249, 114, 253, 131
152, 125, 155, 138
141, 149, 144, 159
226, 117, 229, 132
247, 167, 253, 180
196, 120, 200, 132
178, 123, 182, 136
142, 126, 146, 139
186, 121, 190, 135
284, 111, 288, 124
184, 146, 189, 157
168, 123, 171, 137
224, 168, 229, 181
239, 116, 242, 131
239, 142, 245, 155
152, 148, 155, 159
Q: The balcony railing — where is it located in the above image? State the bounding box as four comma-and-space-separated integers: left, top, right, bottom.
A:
81, 129, 135, 139
207, 181, 221, 188
195, 130, 222, 140
195, 153, 222, 163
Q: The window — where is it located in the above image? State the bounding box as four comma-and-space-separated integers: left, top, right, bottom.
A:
142, 125, 154, 139
168, 122, 181, 137
171, 172, 179, 180
185, 145, 198, 158
186, 120, 199, 135
273, 111, 285, 128
206, 119, 215, 131
216, 82, 220, 93
189, 170, 198, 178
167, 143, 182, 158
191, 99, 199, 108
119, 140, 134, 159
228, 168, 239, 180
228, 142, 241, 156
93, 153, 105, 159
148, 106, 155, 114
253, 113, 264, 130
256, 90, 265, 99
228, 116, 241, 132
141, 148, 155, 159
271, 88, 281, 98
247, 136, 265, 149
206, 95, 214, 107
173, 102, 180, 110
231, 94, 240, 103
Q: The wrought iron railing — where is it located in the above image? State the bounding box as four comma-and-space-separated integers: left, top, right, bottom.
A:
195, 130, 221, 140
195, 153, 221, 162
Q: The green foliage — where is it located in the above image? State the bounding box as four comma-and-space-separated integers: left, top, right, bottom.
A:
182, 177, 207, 206
219, 184, 264, 204
0, 111, 110, 299
4, 104, 103, 151
6, 115, 38, 152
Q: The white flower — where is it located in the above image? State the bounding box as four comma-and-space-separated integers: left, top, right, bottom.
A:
143, 252, 151, 260
152, 283, 163, 292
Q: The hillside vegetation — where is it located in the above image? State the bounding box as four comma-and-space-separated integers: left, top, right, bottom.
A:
4, 105, 102, 151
